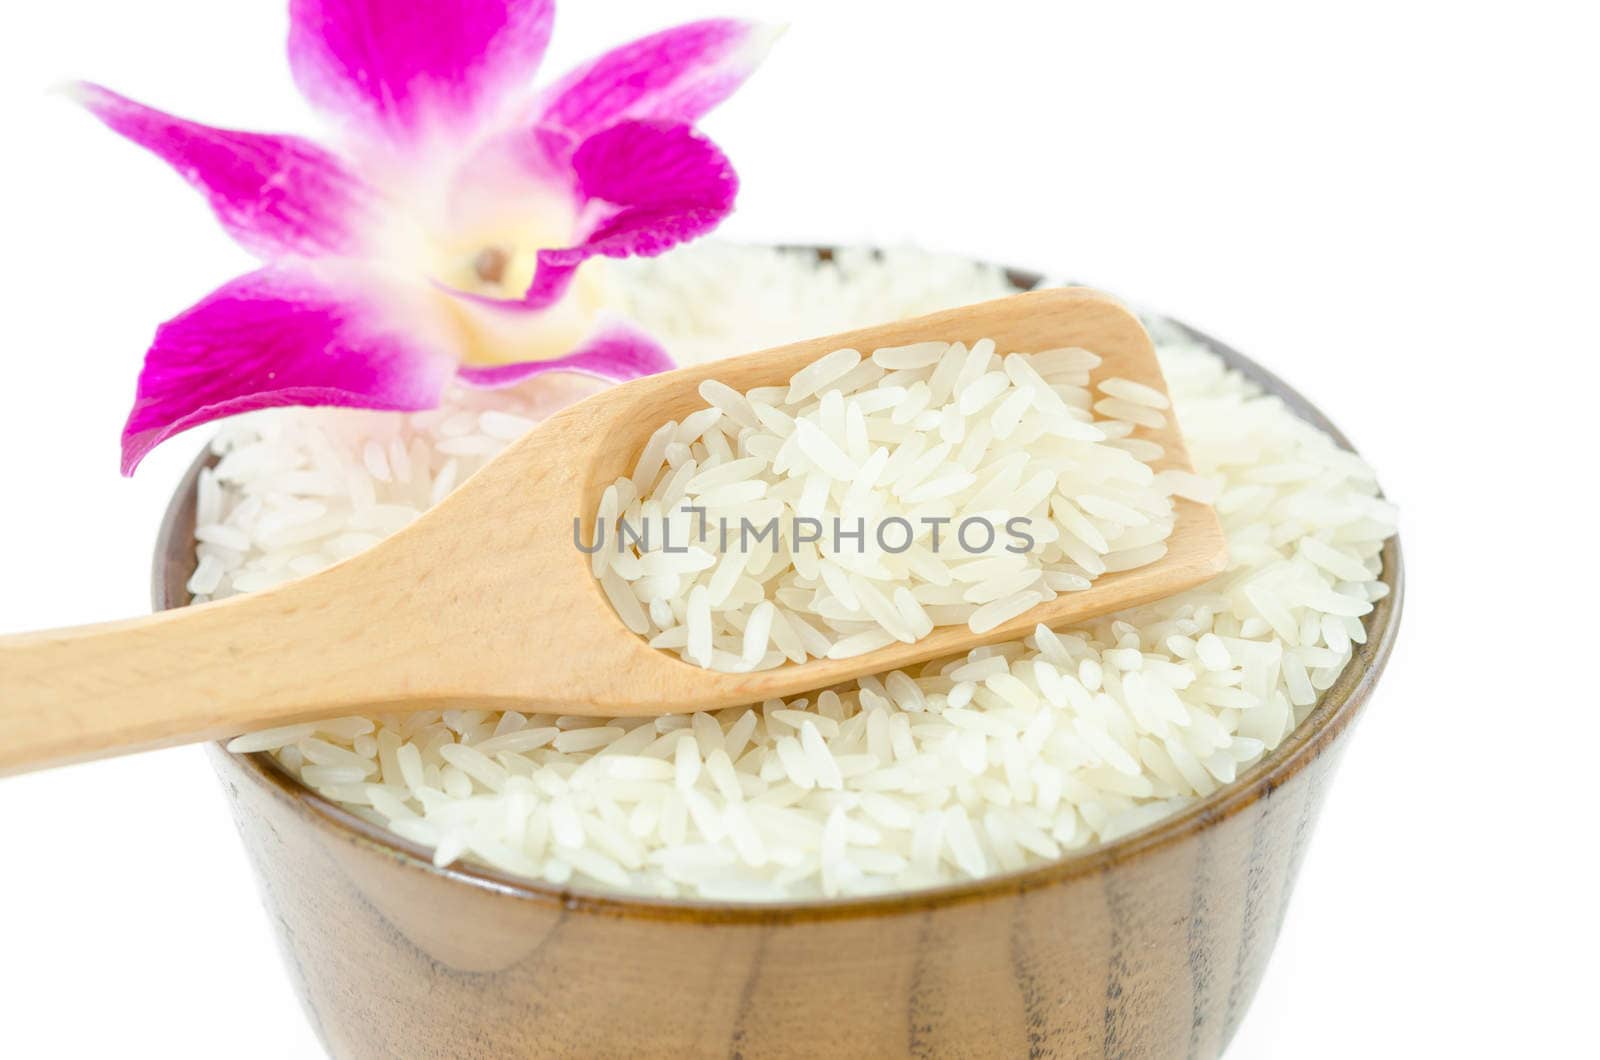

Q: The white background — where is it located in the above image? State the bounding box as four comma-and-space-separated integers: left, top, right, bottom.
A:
2, 1, 1595, 1056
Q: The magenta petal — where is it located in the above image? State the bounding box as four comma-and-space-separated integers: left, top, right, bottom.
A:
536, 19, 778, 144
456, 322, 674, 388
521, 120, 737, 307
122, 266, 454, 474
569, 121, 739, 249
70, 82, 371, 259
289, 0, 554, 152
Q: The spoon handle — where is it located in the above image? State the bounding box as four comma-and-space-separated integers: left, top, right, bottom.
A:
0, 574, 401, 775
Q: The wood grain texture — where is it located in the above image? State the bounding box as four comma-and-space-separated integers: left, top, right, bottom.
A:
1, 286, 1227, 773
164, 266, 1403, 1060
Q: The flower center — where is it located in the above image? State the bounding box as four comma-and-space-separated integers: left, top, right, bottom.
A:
472, 246, 511, 286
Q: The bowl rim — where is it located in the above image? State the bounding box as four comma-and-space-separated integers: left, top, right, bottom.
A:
160, 252, 1404, 924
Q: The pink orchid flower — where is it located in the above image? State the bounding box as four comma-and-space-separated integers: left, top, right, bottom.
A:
72, 0, 777, 473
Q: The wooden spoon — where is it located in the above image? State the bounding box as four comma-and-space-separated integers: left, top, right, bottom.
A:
0, 287, 1227, 775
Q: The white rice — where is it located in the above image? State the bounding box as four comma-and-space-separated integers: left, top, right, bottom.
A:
207, 243, 1396, 901
593, 337, 1176, 670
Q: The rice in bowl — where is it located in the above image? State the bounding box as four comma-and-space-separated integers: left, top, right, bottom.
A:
201, 244, 1397, 901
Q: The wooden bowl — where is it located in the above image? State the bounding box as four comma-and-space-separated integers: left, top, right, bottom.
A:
154, 260, 1403, 1059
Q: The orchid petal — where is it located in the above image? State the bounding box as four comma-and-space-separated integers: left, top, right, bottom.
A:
536, 19, 780, 144
522, 120, 738, 307
456, 321, 674, 388
69, 82, 371, 259
122, 266, 454, 474
288, 0, 554, 154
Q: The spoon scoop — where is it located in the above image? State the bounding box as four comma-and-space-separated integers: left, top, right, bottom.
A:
0, 287, 1226, 775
